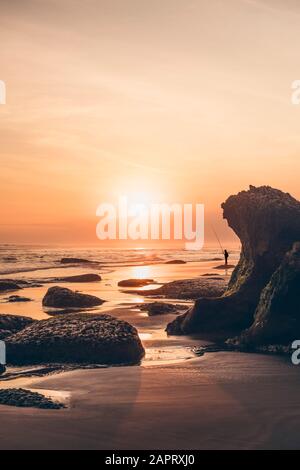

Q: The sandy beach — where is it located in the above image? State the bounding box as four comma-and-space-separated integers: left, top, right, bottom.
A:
1, 352, 299, 450
1, 247, 299, 450
3, 0, 300, 453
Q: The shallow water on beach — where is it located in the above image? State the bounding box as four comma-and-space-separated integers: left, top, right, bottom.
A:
0, 246, 239, 366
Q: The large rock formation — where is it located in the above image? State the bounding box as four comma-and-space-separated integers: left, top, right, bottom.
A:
167, 186, 300, 341
229, 242, 300, 346
42, 286, 104, 309
6, 313, 145, 365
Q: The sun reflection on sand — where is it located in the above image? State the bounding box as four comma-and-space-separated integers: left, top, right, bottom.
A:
130, 265, 152, 279
139, 333, 152, 340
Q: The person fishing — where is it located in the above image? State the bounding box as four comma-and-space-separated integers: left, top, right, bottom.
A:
224, 249, 229, 266
211, 225, 229, 268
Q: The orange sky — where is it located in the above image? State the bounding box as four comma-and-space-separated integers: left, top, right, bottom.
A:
1, 0, 300, 246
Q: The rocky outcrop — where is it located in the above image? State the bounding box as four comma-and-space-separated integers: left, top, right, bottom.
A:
42, 286, 104, 309
6, 313, 145, 365
229, 242, 300, 346
167, 186, 300, 339
0, 314, 35, 340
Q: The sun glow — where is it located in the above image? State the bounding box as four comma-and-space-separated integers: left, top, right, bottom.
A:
131, 265, 152, 279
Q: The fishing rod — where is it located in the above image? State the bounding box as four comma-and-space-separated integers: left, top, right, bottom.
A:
211, 224, 224, 255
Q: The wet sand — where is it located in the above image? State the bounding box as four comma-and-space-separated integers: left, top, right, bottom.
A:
1, 352, 300, 450
2, 253, 299, 449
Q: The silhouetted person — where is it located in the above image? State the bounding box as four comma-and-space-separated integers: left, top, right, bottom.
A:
224, 249, 229, 266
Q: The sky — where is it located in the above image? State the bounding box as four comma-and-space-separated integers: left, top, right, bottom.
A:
1, 0, 300, 246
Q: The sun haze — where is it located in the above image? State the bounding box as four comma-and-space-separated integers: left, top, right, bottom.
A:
1, 0, 300, 245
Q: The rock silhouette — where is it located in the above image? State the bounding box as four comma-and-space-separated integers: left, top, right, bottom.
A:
167, 186, 300, 345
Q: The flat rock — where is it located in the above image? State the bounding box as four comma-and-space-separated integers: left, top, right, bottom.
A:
132, 277, 227, 300
118, 279, 155, 287
0, 388, 65, 409
53, 274, 101, 283
165, 260, 186, 264
201, 273, 221, 276
60, 258, 95, 264
0, 281, 22, 292
6, 313, 145, 365
138, 302, 188, 316
6, 295, 32, 303
42, 286, 104, 309
213, 264, 236, 269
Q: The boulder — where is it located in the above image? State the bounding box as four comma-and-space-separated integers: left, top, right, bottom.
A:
6, 313, 145, 365
0, 314, 35, 340
167, 186, 300, 337
0, 281, 21, 292
42, 286, 104, 309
